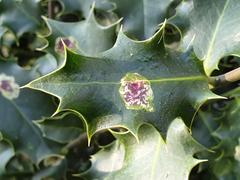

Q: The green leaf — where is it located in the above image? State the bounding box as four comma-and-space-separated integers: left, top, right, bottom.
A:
169, 0, 193, 33
168, 0, 194, 51
0, 0, 42, 37
58, 0, 114, 18
34, 53, 58, 75
213, 100, 240, 142
0, 134, 14, 175
194, 87, 240, 179
36, 112, 84, 144
0, 89, 62, 163
107, 0, 173, 39
0, 54, 57, 82
0, 60, 37, 85
4, 153, 35, 178
225, 86, 240, 98
42, 5, 119, 61
0, 60, 61, 163
0, 26, 7, 39
0, 59, 57, 119
213, 88, 240, 145
191, 0, 240, 75
78, 118, 205, 179
211, 98, 240, 179
26, 25, 221, 141
32, 157, 67, 180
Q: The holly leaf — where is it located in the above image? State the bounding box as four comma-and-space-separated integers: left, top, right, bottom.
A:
213, 88, 240, 146
169, 0, 193, 33
107, 0, 174, 39
0, 60, 37, 85
0, 89, 62, 164
213, 99, 240, 142
34, 53, 58, 76
0, 0, 42, 37
0, 60, 62, 163
26, 24, 221, 142
190, 0, 240, 75
58, 0, 114, 18
32, 157, 67, 180
42, 5, 120, 62
78, 118, 205, 179
36, 112, 84, 144
212, 95, 240, 179
0, 26, 7, 39
168, 0, 195, 51
194, 87, 240, 179
225, 86, 240, 98
0, 134, 14, 175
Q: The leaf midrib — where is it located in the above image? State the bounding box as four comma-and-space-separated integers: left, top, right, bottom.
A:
9, 100, 49, 155
205, 0, 230, 62
150, 137, 162, 180
38, 75, 205, 86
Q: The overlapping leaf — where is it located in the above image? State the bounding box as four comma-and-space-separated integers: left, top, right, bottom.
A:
210, 88, 240, 179
1, 1, 239, 178
79, 118, 205, 180
107, 0, 174, 39
0, 133, 14, 175
168, 0, 194, 51
0, 0, 42, 37
191, 0, 240, 75
32, 158, 67, 180
0, 60, 61, 163
193, 87, 240, 179
169, 0, 193, 33
34, 53, 58, 75
36, 112, 84, 144
42, 5, 120, 63
26, 24, 221, 141
0, 26, 7, 39
58, 0, 114, 18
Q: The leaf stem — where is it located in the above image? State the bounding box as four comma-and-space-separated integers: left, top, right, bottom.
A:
208, 67, 240, 86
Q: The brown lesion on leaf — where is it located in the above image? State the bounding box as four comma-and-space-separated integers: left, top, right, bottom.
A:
0, 74, 20, 100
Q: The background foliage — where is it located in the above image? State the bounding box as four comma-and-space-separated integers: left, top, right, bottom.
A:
0, 0, 239, 179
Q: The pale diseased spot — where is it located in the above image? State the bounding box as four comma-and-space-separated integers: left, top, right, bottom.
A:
55, 37, 77, 54
0, 74, 20, 100
119, 73, 154, 112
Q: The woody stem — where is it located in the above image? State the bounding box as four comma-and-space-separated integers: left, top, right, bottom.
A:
208, 67, 240, 86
